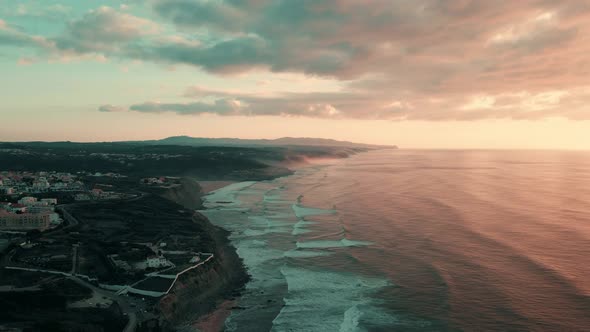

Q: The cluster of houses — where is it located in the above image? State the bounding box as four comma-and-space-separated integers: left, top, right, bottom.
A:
107, 242, 176, 273
107, 241, 204, 275
0, 170, 130, 203
140, 177, 168, 185
0, 197, 61, 231
89, 152, 184, 162
74, 188, 124, 201
85, 172, 126, 178
140, 176, 181, 186
0, 171, 85, 195
0, 148, 30, 155
109, 253, 174, 272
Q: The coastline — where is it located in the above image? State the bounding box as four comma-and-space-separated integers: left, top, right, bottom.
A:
198, 181, 237, 194
153, 181, 249, 332
158, 212, 250, 331
158, 151, 372, 331
192, 155, 361, 331
0, 142, 381, 331
192, 299, 236, 332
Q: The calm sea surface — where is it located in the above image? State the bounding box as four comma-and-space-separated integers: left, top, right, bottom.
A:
201, 150, 590, 332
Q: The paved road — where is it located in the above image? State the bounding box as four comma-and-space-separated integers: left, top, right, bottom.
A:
70, 244, 78, 275
5, 266, 139, 332
68, 276, 138, 332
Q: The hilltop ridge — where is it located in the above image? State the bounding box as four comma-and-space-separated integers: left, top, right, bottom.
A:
124, 136, 397, 149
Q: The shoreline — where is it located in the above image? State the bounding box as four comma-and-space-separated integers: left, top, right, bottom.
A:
162, 151, 370, 330
0, 143, 377, 331
192, 299, 236, 332
198, 181, 237, 194
192, 154, 360, 331
155, 187, 250, 331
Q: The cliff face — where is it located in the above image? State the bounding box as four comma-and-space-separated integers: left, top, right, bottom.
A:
155, 181, 249, 329
159, 234, 248, 326
160, 178, 203, 209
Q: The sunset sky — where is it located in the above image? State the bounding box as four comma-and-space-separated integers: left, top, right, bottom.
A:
1, 0, 589, 149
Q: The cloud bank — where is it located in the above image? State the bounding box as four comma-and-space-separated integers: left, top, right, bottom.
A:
2, 1, 590, 120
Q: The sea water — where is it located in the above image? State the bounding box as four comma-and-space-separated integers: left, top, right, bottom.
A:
200, 150, 590, 331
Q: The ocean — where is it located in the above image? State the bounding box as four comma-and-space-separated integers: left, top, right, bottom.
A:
200, 149, 590, 332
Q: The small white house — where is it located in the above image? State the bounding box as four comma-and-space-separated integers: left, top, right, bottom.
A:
41, 198, 58, 205
146, 256, 172, 269
189, 256, 200, 264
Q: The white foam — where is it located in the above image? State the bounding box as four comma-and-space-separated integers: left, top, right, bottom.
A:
242, 228, 268, 237
291, 227, 312, 235
340, 305, 362, 332
283, 250, 330, 258
296, 238, 373, 249
203, 181, 256, 208
291, 219, 316, 235
263, 193, 292, 204
235, 239, 282, 274
200, 167, 401, 331
294, 220, 316, 227
292, 204, 336, 218
267, 212, 295, 219
271, 266, 395, 332
248, 216, 292, 228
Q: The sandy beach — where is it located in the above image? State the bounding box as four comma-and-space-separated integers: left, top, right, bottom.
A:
198, 181, 236, 194
192, 299, 236, 332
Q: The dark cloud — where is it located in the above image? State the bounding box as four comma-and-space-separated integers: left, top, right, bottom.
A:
126, 35, 274, 73
3, 1, 590, 121
53, 6, 158, 53
146, 0, 590, 87
98, 104, 126, 112
153, 0, 247, 32
124, 88, 412, 119
0, 21, 48, 48
121, 85, 590, 121
129, 99, 243, 115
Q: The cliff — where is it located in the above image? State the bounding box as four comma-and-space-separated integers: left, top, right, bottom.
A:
158, 215, 248, 328
155, 181, 249, 330
159, 178, 203, 209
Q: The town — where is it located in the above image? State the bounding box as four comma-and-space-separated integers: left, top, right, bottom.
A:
0, 170, 85, 195
0, 141, 334, 330
0, 169, 222, 331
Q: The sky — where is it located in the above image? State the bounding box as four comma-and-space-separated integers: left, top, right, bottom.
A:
1, 0, 590, 149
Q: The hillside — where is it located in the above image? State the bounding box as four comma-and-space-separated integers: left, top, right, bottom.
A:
124, 136, 397, 149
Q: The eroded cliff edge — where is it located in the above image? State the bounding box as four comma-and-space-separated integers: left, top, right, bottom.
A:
159, 178, 204, 210
155, 179, 249, 331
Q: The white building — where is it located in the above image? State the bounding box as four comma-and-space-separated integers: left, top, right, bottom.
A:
189, 256, 200, 263
146, 256, 172, 269
9, 204, 27, 213
51, 182, 68, 191
74, 193, 91, 201
0, 211, 51, 230
18, 197, 37, 205
27, 205, 53, 214
41, 198, 58, 205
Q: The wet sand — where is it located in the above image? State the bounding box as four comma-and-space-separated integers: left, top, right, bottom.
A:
198, 181, 236, 194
